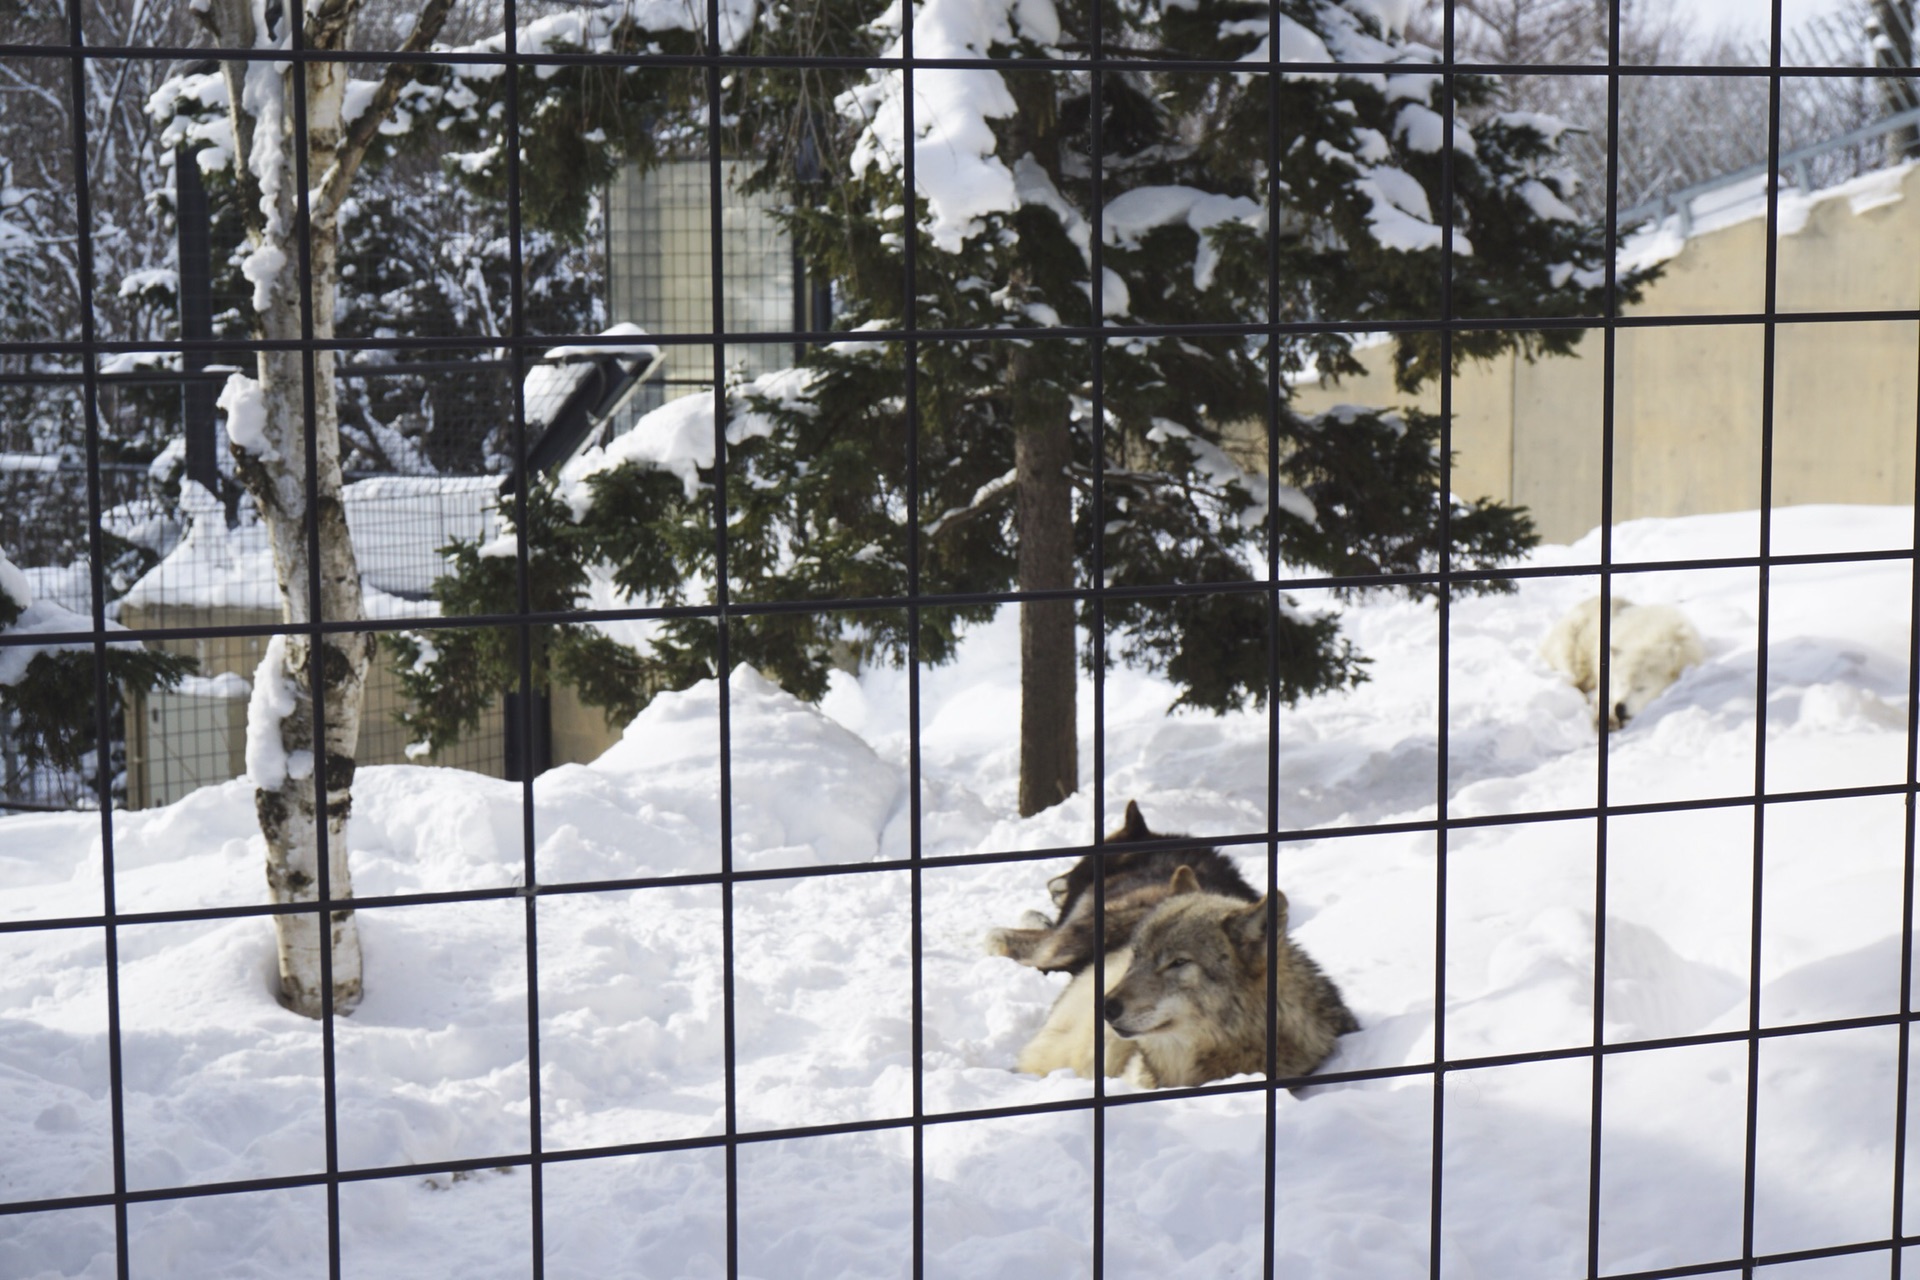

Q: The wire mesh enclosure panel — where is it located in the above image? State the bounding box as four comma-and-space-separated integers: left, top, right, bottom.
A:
3, 0, 1920, 1277
606, 158, 799, 418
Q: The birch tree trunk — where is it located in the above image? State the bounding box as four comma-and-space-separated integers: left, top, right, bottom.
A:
204, 0, 453, 1017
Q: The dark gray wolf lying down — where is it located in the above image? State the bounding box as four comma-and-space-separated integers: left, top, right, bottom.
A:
989, 802, 1357, 1088
985, 800, 1258, 974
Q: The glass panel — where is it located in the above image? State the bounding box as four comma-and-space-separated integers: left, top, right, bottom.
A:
1753, 1027, 1898, 1258
1598, 1041, 1749, 1274
0, 928, 114, 1202
540, 1151, 726, 1278
338, 1169, 531, 1277
119, 919, 326, 1191
1443, 818, 1597, 1060
736, 1132, 912, 1275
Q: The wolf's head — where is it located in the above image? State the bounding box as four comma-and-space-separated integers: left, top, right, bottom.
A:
1046, 799, 1159, 908
1102, 867, 1285, 1040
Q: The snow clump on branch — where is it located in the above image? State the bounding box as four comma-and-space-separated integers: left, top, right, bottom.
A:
245, 634, 301, 791
0, 549, 133, 688
556, 365, 817, 513
838, 0, 1060, 252
216, 373, 273, 461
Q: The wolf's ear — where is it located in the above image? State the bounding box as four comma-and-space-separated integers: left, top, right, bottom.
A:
1168, 864, 1200, 896
1227, 896, 1271, 951
1119, 800, 1150, 841
1229, 894, 1289, 950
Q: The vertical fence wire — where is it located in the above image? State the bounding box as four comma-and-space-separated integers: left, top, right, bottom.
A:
901, 5, 929, 1275
699, 0, 743, 1266
1892, 254, 1920, 1280
60, 3, 132, 1275
281, 8, 349, 1274
1740, 0, 1791, 1270
498, 1, 551, 1270
1262, 3, 1287, 1273
1587, 0, 1628, 1269
1430, 0, 1461, 1270
1087, 20, 1111, 1280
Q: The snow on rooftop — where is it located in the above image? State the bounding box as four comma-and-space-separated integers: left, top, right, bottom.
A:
557, 364, 815, 509
496, 0, 758, 55
522, 323, 662, 432
123, 478, 499, 613
0, 547, 29, 614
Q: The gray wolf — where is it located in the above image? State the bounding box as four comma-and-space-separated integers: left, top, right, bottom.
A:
1013, 865, 1358, 1088
1541, 595, 1704, 730
985, 800, 1257, 975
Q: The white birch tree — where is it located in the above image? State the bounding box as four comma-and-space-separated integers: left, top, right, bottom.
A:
193, 0, 454, 1017
167, 0, 727, 1017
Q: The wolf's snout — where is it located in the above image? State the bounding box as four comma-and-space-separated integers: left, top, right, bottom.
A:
1612, 701, 1628, 726
1102, 996, 1125, 1024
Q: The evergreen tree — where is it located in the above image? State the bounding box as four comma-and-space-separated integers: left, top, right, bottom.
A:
0, 549, 194, 806
407, 0, 1648, 815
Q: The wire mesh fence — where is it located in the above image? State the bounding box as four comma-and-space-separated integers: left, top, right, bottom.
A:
2, 0, 1920, 1276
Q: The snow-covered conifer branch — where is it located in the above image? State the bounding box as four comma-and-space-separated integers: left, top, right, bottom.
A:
921, 469, 1017, 539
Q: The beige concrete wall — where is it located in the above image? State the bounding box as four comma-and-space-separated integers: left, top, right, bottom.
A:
120, 602, 634, 805
1287, 164, 1920, 545
550, 681, 623, 769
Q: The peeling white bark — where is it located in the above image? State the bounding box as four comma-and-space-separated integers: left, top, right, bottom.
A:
203, 0, 450, 1017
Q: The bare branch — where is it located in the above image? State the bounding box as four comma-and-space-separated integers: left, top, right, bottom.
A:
311, 0, 456, 223
304, 0, 361, 51
922, 468, 1016, 539
202, 0, 269, 241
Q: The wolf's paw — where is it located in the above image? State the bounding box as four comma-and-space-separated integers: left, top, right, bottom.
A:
985, 914, 1056, 959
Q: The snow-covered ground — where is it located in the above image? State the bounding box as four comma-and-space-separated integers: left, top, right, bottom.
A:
3, 506, 1916, 1279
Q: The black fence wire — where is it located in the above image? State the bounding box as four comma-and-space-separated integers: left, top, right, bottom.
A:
3, 0, 1920, 1277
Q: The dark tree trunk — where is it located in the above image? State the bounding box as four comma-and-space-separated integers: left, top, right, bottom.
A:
1013, 348, 1078, 816
999, 68, 1081, 817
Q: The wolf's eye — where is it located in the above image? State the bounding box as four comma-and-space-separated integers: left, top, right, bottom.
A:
1161, 958, 1191, 974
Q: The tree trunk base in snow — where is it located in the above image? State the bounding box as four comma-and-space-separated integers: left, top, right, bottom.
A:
1018, 594, 1079, 817
274, 909, 364, 1017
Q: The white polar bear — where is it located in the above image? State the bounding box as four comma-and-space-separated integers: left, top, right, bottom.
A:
1541, 595, 1704, 731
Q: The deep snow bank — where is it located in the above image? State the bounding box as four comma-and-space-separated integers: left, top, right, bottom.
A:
2, 506, 1915, 1278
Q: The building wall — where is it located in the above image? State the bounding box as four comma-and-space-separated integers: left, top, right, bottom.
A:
121, 602, 626, 807
549, 681, 628, 770
1285, 164, 1920, 545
